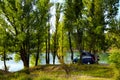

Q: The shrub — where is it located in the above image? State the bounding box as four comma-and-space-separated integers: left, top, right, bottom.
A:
109, 48, 120, 80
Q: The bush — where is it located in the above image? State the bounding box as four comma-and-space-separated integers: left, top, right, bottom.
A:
109, 48, 120, 80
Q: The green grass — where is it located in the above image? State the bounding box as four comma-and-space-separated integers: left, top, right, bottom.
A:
0, 64, 113, 80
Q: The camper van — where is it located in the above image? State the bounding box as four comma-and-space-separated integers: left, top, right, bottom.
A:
73, 51, 99, 64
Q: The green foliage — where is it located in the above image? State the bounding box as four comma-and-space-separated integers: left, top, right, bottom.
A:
99, 53, 109, 63
14, 53, 21, 63
109, 48, 120, 80
0, 0, 119, 72
16, 32, 26, 42
108, 19, 120, 49
0, 0, 52, 67
109, 48, 120, 65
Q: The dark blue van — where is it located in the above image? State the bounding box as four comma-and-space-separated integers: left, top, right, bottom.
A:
73, 51, 96, 64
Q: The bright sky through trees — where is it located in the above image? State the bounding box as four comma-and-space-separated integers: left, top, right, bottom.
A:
50, 0, 64, 3
50, 0, 64, 33
117, 2, 120, 18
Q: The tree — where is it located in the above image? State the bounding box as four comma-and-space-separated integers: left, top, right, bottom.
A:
82, 0, 119, 52
82, 0, 105, 52
0, 17, 13, 71
64, 0, 74, 62
51, 3, 63, 64
108, 19, 120, 48
34, 0, 52, 65
0, 0, 38, 68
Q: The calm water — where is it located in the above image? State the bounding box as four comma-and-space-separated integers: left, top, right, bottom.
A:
0, 53, 108, 72
0, 60, 23, 72
0, 53, 72, 72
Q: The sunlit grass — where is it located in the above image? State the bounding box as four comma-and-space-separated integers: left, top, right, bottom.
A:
0, 64, 113, 80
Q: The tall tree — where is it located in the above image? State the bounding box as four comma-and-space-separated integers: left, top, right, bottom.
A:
64, 0, 74, 62
34, 0, 52, 65
51, 3, 63, 64
108, 19, 120, 49
83, 0, 105, 52
0, 0, 38, 68
82, 0, 119, 52
0, 17, 13, 71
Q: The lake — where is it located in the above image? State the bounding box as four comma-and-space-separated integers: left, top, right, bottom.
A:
0, 53, 109, 72
0, 53, 73, 72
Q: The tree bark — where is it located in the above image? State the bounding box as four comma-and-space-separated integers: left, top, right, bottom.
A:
77, 29, 83, 63
47, 26, 50, 64
3, 49, 7, 72
53, 52, 56, 64
68, 32, 74, 61
46, 38, 49, 64
20, 46, 29, 68
35, 36, 40, 66
53, 35, 57, 64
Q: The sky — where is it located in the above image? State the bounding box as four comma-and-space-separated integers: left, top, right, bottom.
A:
50, 0, 64, 3
117, 2, 120, 19
49, 0, 64, 33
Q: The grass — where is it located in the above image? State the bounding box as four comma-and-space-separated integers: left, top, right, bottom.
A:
0, 64, 113, 80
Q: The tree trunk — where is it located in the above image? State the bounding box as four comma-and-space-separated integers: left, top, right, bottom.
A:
3, 50, 7, 72
68, 31, 74, 62
47, 26, 50, 64
46, 38, 48, 64
53, 52, 56, 64
53, 29, 57, 64
77, 29, 83, 63
35, 36, 40, 66
20, 47, 29, 68
35, 47, 40, 66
